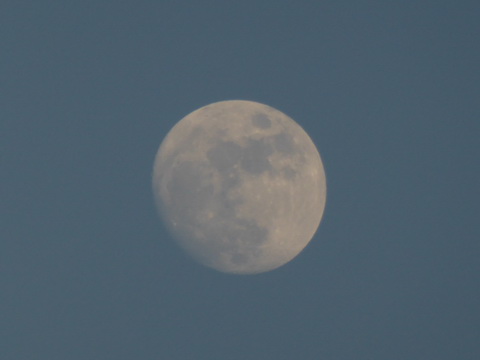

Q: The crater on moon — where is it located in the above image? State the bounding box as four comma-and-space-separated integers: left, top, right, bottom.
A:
153, 100, 326, 274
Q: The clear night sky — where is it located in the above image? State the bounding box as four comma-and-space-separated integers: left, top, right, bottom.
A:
2, 2, 479, 359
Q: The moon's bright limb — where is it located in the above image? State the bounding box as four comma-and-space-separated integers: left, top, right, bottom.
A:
152, 100, 326, 274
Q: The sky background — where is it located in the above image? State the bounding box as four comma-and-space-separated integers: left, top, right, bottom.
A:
1, 1, 479, 359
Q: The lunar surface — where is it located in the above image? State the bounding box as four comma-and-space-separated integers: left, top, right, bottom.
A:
152, 100, 326, 274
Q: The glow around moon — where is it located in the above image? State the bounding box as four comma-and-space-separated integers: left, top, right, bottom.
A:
152, 100, 326, 274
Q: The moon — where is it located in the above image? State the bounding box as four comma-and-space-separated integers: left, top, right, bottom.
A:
152, 100, 326, 274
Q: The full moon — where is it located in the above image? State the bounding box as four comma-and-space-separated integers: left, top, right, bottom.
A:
152, 100, 326, 274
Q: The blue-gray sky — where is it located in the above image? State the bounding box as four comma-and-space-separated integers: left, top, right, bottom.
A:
1, 1, 479, 359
